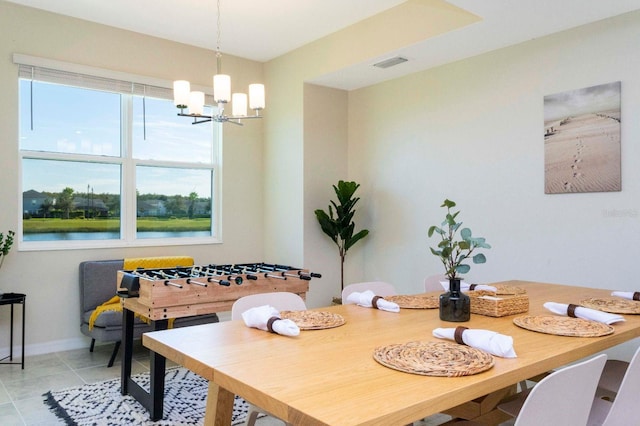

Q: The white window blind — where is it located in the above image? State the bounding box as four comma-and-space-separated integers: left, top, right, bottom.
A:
14, 54, 214, 104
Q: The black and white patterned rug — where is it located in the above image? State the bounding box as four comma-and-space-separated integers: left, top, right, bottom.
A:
43, 367, 256, 425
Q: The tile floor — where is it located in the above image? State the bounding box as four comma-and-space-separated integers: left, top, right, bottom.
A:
0, 340, 497, 425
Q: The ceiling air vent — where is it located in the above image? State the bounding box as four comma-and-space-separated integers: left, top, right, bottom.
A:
373, 56, 408, 69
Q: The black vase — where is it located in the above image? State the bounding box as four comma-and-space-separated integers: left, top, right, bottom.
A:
439, 277, 470, 322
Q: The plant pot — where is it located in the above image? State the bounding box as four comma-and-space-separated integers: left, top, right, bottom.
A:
439, 277, 470, 322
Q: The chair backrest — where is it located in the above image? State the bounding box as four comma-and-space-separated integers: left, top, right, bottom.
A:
424, 274, 447, 292
593, 346, 640, 426
341, 281, 397, 304
515, 354, 607, 426
231, 292, 307, 320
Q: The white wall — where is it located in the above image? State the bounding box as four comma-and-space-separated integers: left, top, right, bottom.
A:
348, 11, 640, 358
0, 1, 265, 355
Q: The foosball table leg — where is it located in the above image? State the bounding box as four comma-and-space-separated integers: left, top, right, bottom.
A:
120, 308, 169, 421
120, 308, 135, 395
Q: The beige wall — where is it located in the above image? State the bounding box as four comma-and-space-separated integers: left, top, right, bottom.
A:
0, 1, 264, 353
303, 83, 348, 304
346, 11, 640, 359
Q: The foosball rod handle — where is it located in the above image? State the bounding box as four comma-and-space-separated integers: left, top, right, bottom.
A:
206, 277, 231, 286
246, 274, 258, 280
298, 271, 322, 278
282, 272, 310, 280
186, 278, 208, 287
164, 280, 183, 288
264, 273, 286, 280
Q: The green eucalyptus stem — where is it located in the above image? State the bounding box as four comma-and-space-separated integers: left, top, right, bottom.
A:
428, 199, 490, 280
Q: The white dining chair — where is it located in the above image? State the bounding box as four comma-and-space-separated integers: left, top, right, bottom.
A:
593, 345, 640, 401
231, 292, 306, 426
495, 354, 607, 426
424, 274, 447, 292
587, 346, 640, 426
341, 281, 397, 303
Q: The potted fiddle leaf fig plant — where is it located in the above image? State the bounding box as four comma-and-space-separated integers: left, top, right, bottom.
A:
0, 230, 15, 270
428, 199, 490, 321
315, 181, 369, 301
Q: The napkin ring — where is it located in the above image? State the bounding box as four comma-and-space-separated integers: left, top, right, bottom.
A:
634, 292, 640, 301
567, 304, 579, 318
371, 296, 383, 309
266, 316, 281, 333
454, 326, 468, 345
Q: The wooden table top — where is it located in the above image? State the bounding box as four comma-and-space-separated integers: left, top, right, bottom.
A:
143, 280, 640, 426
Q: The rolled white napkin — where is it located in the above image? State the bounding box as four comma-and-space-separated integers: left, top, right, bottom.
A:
543, 302, 625, 325
241, 305, 300, 336
346, 290, 400, 313
611, 291, 640, 301
433, 327, 517, 358
439, 281, 497, 292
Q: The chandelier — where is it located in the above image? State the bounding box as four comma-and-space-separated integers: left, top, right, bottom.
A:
173, 0, 265, 125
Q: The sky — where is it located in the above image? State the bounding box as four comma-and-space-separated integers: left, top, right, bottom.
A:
19, 80, 215, 197
543, 81, 621, 122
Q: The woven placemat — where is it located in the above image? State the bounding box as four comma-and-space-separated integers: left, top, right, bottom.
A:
513, 315, 614, 337
385, 295, 439, 309
579, 297, 640, 315
373, 341, 494, 377
280, 310, 345, 330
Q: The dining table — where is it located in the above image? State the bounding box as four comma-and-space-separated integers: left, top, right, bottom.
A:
142, 280, 640, 425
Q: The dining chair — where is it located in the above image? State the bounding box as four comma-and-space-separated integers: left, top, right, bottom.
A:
593, 345, 640, 401
231, 292, 306, 426
424, 274, 447, 292
341, 281, 397, 303
587, 346, 640, 425
494, 354, 607, 426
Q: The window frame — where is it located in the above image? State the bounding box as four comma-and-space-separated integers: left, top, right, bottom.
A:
15, 54, 223, 251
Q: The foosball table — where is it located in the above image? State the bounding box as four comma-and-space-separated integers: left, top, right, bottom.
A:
117, 262, 321, 421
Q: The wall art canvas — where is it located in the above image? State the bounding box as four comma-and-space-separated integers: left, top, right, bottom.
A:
544, 81, 621, 194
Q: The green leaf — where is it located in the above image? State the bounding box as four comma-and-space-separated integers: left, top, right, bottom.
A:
472, 253, 487, 264
442, 199, 456, 208
460, 228, 472, 240
345, 229, 369, 251
456, 264, 470, 274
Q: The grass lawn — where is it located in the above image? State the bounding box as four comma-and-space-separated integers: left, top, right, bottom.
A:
23, 217, 211, 233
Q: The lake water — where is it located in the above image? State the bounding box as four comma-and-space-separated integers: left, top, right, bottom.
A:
24, 231, 210, 241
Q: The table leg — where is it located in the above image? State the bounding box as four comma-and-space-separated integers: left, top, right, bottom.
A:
120, 308, 134, 395
120, 309, 168, 421
20, 298, 25, 369
442, 385, 516, 426
9, 303, 13, 361
204, 382, 235, 426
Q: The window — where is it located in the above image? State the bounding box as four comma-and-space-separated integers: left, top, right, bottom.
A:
16, 57, 220, 249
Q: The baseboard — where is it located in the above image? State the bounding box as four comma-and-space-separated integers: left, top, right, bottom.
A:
0, 336, 91, 358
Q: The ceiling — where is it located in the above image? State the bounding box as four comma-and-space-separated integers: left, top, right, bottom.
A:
6, 0, 640, 90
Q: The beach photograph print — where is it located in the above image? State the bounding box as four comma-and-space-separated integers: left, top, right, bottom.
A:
544, 81, 621, 194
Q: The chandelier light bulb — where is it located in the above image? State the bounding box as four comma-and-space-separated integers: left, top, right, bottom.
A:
173, 80, 190, 107
249, 84, 265, 110
188, 91, 205, 116
232, 93, 248, 117
213, 74, 231, 103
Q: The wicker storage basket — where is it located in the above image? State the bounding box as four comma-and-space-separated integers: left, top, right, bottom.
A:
469, 290, 529, 317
